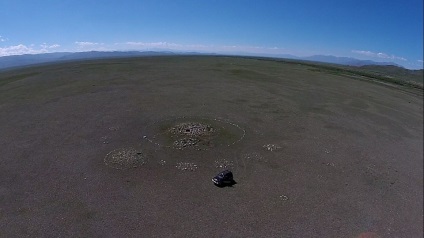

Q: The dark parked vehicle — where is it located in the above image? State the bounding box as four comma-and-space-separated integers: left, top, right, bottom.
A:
212, 170, 235, 187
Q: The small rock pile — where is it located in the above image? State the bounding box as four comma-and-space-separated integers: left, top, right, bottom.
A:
173, 137, 200, 148
104, 148, 147, 169
176, 162, 198, 171
169, 122, 215, 149
169, 122, 214, 136
263, 144, 281, 151
214, 159, 234, 169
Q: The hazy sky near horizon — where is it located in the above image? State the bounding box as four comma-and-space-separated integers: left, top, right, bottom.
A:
0, 0, 423, 68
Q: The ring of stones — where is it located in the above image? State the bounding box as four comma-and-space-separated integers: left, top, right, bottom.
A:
104, 147, 147, 169
143, 117, 245, 150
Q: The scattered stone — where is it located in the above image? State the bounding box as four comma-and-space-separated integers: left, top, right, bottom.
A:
279, 195, 289, 201
104, 148, 147, 170
101, 136, 110, 144
173, 137, 201, 149
108, 126, 120, 131
169, 122, 214, 137
243, 152, 266, 162
176, 162, 198, 171
263, 144, 281, 151
214, 159, 234, 169
323, 162, 335, 167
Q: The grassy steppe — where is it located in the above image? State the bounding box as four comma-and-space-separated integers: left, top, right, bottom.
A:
0, 56, 422, 237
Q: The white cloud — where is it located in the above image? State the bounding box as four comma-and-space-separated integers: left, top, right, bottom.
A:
0, 44, 49, 56
124, 41, 181, 48
41, 43, 60, 49
0, 43, 61, 57
116, 41, 284, 55
0, 35, 7, 42
217, 44, 283, 53
352, 50, 407, 61
75, 41, 99, 47
75, 41, 101, 47
74, 41, 110, 51
118, 41, 191, 50
0, 40, 285, 58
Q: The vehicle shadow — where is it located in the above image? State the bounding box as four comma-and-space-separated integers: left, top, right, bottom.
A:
214, 180, 237, 188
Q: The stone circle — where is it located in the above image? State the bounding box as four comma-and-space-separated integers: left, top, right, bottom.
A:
104, 147, 147, 169
143, 117, 245, 150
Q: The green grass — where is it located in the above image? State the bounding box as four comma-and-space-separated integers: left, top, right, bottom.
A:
0, 72, 40, 87
246, 56, 424, 90
309, 65, 423, 89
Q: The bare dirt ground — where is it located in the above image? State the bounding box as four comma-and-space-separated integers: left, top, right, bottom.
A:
0, 56, 422, 237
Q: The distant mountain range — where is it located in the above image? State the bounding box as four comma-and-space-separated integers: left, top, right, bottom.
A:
302, 55, 400, 67
0, 50, 402, 70
0, 51, 179, 70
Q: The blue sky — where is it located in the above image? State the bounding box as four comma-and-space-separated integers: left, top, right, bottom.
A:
1, 0, 423, 69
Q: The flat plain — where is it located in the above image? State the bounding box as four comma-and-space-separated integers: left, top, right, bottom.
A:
0, 56, 422, 237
